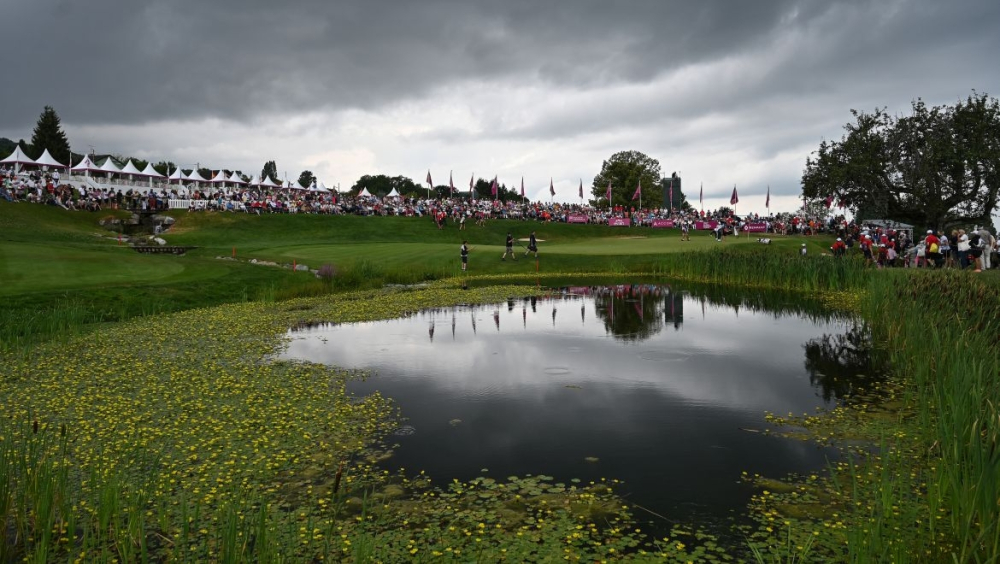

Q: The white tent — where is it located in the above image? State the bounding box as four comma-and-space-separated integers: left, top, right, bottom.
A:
168, 167, 184, 182
316, 182, 330, 192
386, 188, 400, 198
140, 163, 164, 178
358, 187, 373, 197
209, 170, 228, 183
184, 169, 208, 182
34, 149, 66, 169
259, 175, 280, 188
71, 155, 101, 173
120, 159, 143, 176
1, 146, 35, 171
227, 171, 246, 185
98, 157, 121, 174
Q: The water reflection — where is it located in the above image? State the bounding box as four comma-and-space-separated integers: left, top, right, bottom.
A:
804, 323, 885, 402
283, 284, 877, 533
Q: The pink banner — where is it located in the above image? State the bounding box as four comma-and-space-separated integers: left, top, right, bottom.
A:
566, 214, 589, 223
694, 221, 719, 230
743, 222, 768, 233
608, 218, 631, 227
651, 219, 675, 228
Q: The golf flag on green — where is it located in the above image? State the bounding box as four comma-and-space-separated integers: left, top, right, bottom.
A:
470, 173, 476, 202
730, 185, 739, 205
521, 177, 525, 198
426, 170, 433, 188
579, 179, 583, 199
549, 178, 555, 197
765, 185, 770, 210
491, 176, 497, 198
449, 171, 454, 197
606, 181, 612, 202
632, 180, 641, 201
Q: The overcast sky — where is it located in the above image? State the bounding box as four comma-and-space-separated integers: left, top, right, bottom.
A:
2, 0, 998, 213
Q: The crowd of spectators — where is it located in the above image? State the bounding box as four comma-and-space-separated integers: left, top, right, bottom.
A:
3, 167, 996, 270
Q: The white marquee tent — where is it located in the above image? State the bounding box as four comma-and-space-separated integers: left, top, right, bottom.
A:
1, 146, 34, 170
120, 159, 143, 176
209, 170, 228, 184
140, 163, 164, 178
184, 169, 208, 183
71, 155, 101, 174
227, 171, 246, 185
98, 157, 121, 174
258, 175, 280, 188
358, 187, 373, 197
385, 188, 400, 198
33, 149, 66, 169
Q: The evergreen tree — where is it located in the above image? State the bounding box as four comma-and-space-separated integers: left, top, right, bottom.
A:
29, 106, 71, 165
261, 160, 278, 182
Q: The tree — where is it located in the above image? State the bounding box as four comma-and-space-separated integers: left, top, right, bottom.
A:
590, 150, 662, 208
802, 93, 1000, 230
351, 174, 420, 197
297, 170, 316, 188
261, 160, 278, 183
29, 106, 71, 165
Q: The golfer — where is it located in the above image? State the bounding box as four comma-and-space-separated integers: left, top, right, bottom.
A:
525, 231, 538, 258
460, 240, 470, 271
502, 232, 518, 261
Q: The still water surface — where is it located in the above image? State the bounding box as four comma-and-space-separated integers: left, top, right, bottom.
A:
283, 285, 864, 529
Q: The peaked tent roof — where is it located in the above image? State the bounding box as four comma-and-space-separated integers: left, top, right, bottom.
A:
184, 169, 207, 182
227, 171, 246, 184
98, 157, 121, 173
1, 146, 34, 165
386, 188, 400, 197
34, 149, 66, 168
120, 159, 143, 175
316, 182, 330, 192
210, 170, 228, 183
140, 162, 164, 178
71, 155, 101, 172
358, 187, 373, 197
258, 175, 280, 187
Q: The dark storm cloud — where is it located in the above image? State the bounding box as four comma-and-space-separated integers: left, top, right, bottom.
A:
3, 0, 818, 129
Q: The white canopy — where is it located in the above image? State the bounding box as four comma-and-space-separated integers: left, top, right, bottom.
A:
227, 171, 246, 185
209, 170, 228, 183
386, 188, 400, 198
140, 162, 164, 178
259, 175, 280, 188
34, 149, 66, 168
168, 167, 184, 181
358, 187, 372, 197
71, 155, 101, 173
1, 146, 34, 165
98, 157, 121, 173
120, 159, 143, 175
184, 169, 207, 182
316, 182, 330, 192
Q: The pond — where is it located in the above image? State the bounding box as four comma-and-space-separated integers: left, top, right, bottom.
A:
282, 284, 880, 533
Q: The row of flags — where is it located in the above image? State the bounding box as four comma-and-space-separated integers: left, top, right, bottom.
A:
423, 170, 832, 211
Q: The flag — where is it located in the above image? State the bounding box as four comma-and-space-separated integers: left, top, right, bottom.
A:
521, 177, 525, 198
699, 183, 703, 207
549, 178, 555, 197
579, 179, 583, 199
668, 178, 673, 209
470, 173, 476, 202
825, 195, 833, 209
449, 171, 454, 197
766, 185, 770, 209
730, 185, 739, 205
426, 170, 433, 188
491, 176, 497, 197
632, 180, 641, 201
606, 181, 612, 202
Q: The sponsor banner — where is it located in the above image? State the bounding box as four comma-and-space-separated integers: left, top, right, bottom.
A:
566, 214, 589, 223
651, 219, 675, 228
743, 222, 768, 233
694, 220, 719, 230
608, 218, 631, 227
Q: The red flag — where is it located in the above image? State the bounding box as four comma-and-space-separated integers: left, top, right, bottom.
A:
632, 180, 641, 201
549, 178, 555, 197
699, 183, 703, 207
766, 185, 770, 209
491, 176, 497, 197
579, 179, 583, 199
825, 195, 833, 209
426, 170, 433, 188
606, 181, 612, 202
520, 177, 525, 197
449, 171, 454, 197
730, 185, 739, 205
668, 178, 673, 209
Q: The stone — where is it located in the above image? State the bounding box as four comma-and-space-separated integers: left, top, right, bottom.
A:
294, 264, 309, 271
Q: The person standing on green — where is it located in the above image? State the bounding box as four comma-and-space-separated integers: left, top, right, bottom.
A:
525, 231, 538, 258
502, 232, 518, 261
460, 241, 470, 271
